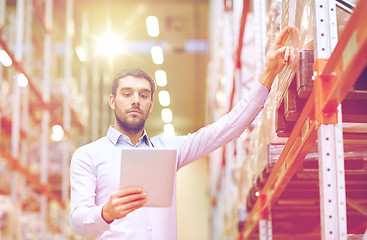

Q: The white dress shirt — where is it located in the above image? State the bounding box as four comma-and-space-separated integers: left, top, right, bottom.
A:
70, 81, 269, 239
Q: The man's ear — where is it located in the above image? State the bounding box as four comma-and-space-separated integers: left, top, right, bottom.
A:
149, 101, 154, 113
109, 94, 115, 110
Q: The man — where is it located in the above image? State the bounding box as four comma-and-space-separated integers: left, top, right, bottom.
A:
70, 26, 295, 239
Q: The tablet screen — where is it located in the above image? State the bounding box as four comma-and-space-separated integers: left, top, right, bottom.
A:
120, 148, 177, 207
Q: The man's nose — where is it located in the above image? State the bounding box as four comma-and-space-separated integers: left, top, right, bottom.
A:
131, 92, 140, 105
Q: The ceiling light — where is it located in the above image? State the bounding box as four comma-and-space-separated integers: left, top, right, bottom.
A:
51, 125, 64, 141
155, 70, 167, 87
163, 123, 175, 137
146, 16, 160, 37
76, 46, 87, 62
17, 73, 28, 87
158, 90, 170, 107
216, 90, 225, 104
161, 108, 172, 123
95, 32, 123, 56
151, 46, 164, 64
0, 50, 12, 67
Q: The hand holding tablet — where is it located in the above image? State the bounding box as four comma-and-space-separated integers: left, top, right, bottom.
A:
102, 186, 147, 223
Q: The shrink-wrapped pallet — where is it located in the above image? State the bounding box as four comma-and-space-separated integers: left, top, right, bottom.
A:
249, 82, 286, 180
243, 0, 287, 210
277, 0, 312, 109
276, 0, 366, 137
278, 0, 360, 104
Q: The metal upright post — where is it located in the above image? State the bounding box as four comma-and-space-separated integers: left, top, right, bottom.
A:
0, 64, 2, 111
63, 0, 73, 140
19, 0, 33, 206
80, 11, 89, 144
312, 1, 347, 239
11, 0, 25, 206
40, 0, 53, 237
0, 0, 4, 104
91, 58, 99, 140
62, 0, 73, 237
0, 0, 5, 27
259, 194, 272, 240
102, 71, 110, 130
253, 0, 267, 78
223, 1, 234, 110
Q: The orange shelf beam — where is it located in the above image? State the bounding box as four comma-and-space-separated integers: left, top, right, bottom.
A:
242, 90, 319, 239
229, 0, 250, 110
0, 33, 51, 114
32, 0, 50, 33
0, 31, 84, 134
321, 0, 367, 114
0, 147, 65, 208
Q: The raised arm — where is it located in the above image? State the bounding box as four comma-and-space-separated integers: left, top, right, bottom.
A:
167, 26, 298, 169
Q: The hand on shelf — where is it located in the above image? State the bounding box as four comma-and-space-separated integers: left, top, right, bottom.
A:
259, 25, 298, 90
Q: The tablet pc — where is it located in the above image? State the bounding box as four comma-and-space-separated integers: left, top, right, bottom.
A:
119, 148, 177, 207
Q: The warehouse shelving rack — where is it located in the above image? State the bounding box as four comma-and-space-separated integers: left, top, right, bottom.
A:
0, 0, 80, 238
241, 0, 367, 239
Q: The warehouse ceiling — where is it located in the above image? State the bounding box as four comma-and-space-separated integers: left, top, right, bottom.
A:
73, 0, 209, 138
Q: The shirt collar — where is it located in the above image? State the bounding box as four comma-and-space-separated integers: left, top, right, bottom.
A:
106, 126, 152, 147
107, 126, 121, 145
140, 131, 152, 146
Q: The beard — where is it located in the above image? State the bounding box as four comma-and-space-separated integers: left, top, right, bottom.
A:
115, 112, 147, 133
113, 99, 150, 134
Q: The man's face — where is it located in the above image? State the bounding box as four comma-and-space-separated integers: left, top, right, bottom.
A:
109, 76, 153, 133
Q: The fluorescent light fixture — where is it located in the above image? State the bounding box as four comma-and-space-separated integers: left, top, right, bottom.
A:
155, 70, 167, 87
158, 90, 170, 107
95, 32, 122, 56
17, 73, 28, 87
76, 46, 87, 62
51, 124, 64, 141
146, 16, 160, 37
0, 50, 12, 67
161, 108, 172, 123
164, 123, 175, 137
151, 45, 164, 64
216, 91, 225, 104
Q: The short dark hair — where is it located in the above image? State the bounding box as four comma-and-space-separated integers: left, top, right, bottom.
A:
111, 67, 156, 99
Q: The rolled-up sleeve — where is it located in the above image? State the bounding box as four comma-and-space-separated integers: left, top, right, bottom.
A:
70, 148, 110, 236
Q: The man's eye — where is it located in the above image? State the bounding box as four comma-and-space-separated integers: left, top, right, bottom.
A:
140, 93, 148, 98
123, 92, 131, 97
